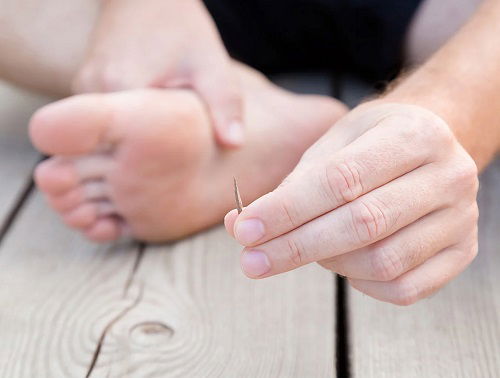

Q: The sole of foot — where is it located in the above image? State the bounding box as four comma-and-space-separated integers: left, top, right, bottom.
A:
30, 66, 347, 242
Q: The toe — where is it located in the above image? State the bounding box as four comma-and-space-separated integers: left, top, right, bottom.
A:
63, 202, 98, 229
46, 181, 108, 212
84, 217, 123, 243
29, 93, 113, 156
46, 187, 85, 212
34, 158, 79, 194
74, 155, 113, 180
82, 181, 109, 200
63, 201, 115, 229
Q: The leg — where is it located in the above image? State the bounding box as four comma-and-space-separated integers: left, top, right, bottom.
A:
405, 0, 484, 65
0, 0, 99, 95
30, 64, 347, 242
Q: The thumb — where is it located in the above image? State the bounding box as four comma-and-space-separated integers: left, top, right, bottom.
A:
192, 64, 245, 148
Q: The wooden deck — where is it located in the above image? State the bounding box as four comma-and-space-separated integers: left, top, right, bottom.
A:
0, 77, 498, 377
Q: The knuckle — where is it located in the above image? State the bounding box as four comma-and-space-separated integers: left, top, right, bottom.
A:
462, 235, 479, 263
348, 199, 391, 244
396, 116, 421, 143
286, 238, 305, 267
323, 160, 364, 204
463, 203, 480, 229
270, 188, 300, 230
453, 155, 479, 193
391, 278, 421, 306
370, 244, 404, 281
401, 111, 454, 152
427, 116, 455, 145
469, 241, 479, 261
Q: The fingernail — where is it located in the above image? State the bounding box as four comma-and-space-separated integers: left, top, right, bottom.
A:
241, 250, 271, 277
235, 218, 265, 245
225, 121, 244, 145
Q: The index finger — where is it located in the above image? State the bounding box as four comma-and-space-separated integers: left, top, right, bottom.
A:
231, 113, 448, 247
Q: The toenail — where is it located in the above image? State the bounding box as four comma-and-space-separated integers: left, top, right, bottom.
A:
241, 250, 271, 277
225, 121, 245, 145
235, 219, 265, 245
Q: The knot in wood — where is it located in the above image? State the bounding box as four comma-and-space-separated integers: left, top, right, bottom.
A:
130, 321, 174, 345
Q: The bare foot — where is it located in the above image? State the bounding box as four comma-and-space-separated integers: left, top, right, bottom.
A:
30, 66, 347, 242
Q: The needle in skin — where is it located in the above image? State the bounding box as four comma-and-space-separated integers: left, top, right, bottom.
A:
233, 177, 243, 214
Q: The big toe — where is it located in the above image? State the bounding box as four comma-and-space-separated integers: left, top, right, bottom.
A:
29, 93, 113, 156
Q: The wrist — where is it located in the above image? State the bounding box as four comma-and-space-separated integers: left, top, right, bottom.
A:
381, 72, 499, 170
383, 69, 466, 137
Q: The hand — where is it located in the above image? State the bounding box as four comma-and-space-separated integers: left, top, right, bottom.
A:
225, 102, 479, 305
73, 0, 243, 147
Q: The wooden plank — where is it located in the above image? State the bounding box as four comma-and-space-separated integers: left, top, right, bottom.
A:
348, 159, 500, 378
90, 227, 335, 377
0, 76, 336, 376
0, 192, 142, 377
86, 74, 337, 377
341, 77, 500, 377
0, 82, 52, 229
0, 201, 335, 377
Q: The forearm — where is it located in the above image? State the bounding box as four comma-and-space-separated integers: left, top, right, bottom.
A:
384, 0, 500, 170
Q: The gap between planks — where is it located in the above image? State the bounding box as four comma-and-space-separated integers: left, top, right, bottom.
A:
0, 76, 337, 377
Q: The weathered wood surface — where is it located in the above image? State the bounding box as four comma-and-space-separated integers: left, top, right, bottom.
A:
2, 73, 498, 377
90, 230, 335, 377
348, 159, 500, 378
0, 196, 335, 377
0, 82, 51, 232
0, 193, 141, 377
342, 75, 500, 377
0, 79, 336, 377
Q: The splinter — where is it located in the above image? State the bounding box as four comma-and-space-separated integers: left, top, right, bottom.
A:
233, 177, 243, 214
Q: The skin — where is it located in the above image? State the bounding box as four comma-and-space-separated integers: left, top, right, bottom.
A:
31, 64, 347, 242
225, 0, 500, 305
0, 0, 496, 304
74, 0, 244, 147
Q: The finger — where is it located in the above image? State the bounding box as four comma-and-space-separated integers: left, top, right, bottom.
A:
233, 112, 453, 246
239, 162, 459, 278
348, 235, 478, 305
192, 63, 244, 148
224, 209, 239, 238
319, 203, 478, 281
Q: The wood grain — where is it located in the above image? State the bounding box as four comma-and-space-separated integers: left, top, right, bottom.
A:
0, 195, 335, 377
340, 75, 500, 378
89, 227, 335, 377
0, 192, 142, 377
348, 159, 500, 378
86, 75, 337, 377
0, 76, 336, 377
